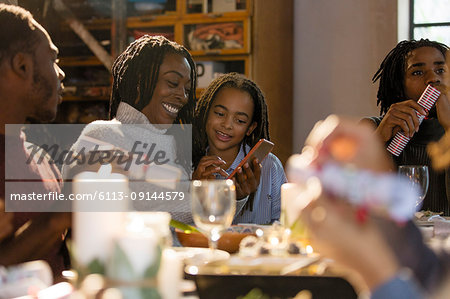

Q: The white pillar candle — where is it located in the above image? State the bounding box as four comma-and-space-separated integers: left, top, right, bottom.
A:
112, 229, 159, 278
157, 249, 182, 299
281, 183, 313, 228
106, 217, 162, 299
73, 212, 124, 267
73, 164, 129, 267
129, 212, 172, 247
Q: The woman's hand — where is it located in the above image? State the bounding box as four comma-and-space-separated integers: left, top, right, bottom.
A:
375, 100, 427, 142
300, 194, 399, 290
300, 116, 401, 289
232, 158, 261, 200
192, 156, 228, 180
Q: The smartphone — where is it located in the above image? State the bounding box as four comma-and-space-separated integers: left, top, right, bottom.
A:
227, 139, 274, 179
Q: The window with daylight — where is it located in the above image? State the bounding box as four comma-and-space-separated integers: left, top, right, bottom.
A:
410, 0, 450, 46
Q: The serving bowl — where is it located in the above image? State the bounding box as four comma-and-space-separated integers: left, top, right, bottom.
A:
176, 225, 260, 253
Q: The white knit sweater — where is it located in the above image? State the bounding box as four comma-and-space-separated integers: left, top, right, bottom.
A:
65, 102, 193, 223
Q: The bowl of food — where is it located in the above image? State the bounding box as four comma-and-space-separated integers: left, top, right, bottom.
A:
173, 222, 261, 253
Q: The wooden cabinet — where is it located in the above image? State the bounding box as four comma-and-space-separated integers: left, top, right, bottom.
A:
34, 0, 292, 162
53, 0, 252, 103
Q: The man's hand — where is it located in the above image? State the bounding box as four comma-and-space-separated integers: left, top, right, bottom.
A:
435, 85, 450, 131
375, 100, 427, 142
0, 212, 71, 267
0, 200, 13, 242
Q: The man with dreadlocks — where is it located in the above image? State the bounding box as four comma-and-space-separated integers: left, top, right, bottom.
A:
64, 35, 198, 223
363, 39, 450, 216
192, 73, 286, 225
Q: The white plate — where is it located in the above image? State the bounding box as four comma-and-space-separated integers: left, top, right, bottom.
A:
414, 220, 435, 227
185, 254, 320, 275
172, 247, 230, 264
414, 216, 450, 227
226, 255, 319, 272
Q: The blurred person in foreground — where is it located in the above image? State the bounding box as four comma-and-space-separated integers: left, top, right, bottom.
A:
0, 4, 70, 278
298, 115, 450, 299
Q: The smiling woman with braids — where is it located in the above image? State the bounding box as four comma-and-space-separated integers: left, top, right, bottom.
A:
193, 73, 286, 224
65, 35, 197, 222
363, 39, 450, 215
108, 35, 197, 174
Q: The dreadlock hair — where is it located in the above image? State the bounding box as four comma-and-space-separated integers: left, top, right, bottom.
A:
0, 4, 40, 63
372, 39, 448, 116
109, 35, 197, 173
109, 35, 197, 121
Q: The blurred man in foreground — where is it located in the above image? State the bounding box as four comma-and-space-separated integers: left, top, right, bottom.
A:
0, 4, 70, 277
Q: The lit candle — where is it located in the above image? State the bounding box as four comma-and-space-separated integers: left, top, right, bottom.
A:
281, 181, 321, 245
281, 183, 312, 228
73, 164, 129, 268
109, 228, 159, 278
157, 248, 182, 299
106, 215, 162, 299
129, 212, 172, 247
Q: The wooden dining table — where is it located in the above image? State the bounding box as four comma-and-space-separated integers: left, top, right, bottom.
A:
180, 252, 366, 299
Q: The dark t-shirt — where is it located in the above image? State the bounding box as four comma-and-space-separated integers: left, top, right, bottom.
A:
366, 117, 449, 215
0, 132, 66, 275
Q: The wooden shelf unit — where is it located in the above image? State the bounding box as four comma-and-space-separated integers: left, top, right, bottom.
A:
51, 0, 293, 163
57, 0, 252, 102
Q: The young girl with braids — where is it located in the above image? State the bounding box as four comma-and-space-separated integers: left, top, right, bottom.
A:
193, 73, 286, 224
363, 39, 450, 215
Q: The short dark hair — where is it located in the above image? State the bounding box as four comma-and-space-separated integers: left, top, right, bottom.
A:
109, 35, 197, 127
373, 39, 449, 115
193, 72, 270, 168
0, 4, 40, 63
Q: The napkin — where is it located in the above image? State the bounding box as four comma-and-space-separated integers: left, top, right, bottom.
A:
434, 219, 450, 238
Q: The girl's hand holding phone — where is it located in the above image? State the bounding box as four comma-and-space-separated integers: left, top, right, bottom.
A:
233, 158, 261, 200
192, 155, 228, 180
192, 155, 261, 199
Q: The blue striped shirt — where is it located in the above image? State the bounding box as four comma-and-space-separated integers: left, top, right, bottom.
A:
220, 144, 287, 225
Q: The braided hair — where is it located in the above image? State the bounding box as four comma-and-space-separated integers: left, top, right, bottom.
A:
193, 72, 270, 168
109, 35, 197, 122
109, 35, 197, 173
373, 39, 448, 116
193, 73, 270, 211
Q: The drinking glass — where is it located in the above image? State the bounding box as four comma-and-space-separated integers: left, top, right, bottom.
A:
398, 165, 429, 209
191, 180, 236, 250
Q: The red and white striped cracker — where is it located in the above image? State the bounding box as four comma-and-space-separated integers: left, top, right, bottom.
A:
417, 85, 440, 111
387, 133, 410, 156
387, 85, 440, 156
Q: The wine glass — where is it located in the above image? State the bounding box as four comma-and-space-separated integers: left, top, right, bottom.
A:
190, 180, 236, 251
398, 165, 429, 209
